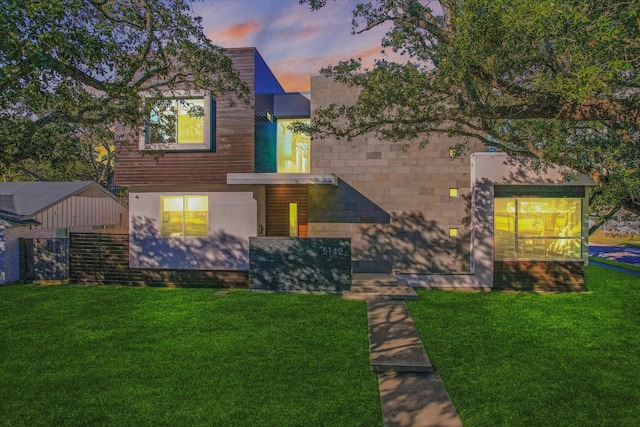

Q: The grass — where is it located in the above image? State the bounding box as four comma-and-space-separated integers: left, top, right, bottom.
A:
408, 265, 640, 427
0, 286, 381, 427
589, 256, 640, 273
589, 230, 640, 247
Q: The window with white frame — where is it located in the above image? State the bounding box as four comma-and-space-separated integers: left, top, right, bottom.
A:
142, 94, 215, 151
160, 195, 208, 237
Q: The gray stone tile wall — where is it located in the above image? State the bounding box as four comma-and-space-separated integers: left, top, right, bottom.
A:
309, 76, 482, 274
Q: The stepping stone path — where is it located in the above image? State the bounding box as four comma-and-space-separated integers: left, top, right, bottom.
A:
345, 274, 463, 427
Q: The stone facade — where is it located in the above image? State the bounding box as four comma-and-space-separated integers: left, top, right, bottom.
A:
249, 237, 351, 292
308, 76, 478, 274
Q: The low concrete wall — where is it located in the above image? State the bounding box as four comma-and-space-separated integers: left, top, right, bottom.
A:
249, 237, 351, 293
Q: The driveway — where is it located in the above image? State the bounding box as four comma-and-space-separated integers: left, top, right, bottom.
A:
589, 244, 640, 266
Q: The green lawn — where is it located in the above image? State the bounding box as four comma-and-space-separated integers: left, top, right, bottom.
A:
0, 287, 381, 427
408, 265, 640, 427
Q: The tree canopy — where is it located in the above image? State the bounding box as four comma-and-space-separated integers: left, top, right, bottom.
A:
0, 0, 250, 185
301, 0, 640, 225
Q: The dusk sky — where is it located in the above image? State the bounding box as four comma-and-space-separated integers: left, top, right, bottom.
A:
193, 0, 402, 92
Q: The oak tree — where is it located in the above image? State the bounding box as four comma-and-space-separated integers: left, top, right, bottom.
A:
302, 0, 640, 226
0, 0, 250, 185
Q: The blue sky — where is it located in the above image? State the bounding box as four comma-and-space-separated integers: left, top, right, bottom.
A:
193, 0, 397, 91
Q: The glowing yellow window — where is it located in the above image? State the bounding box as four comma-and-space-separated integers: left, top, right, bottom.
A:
277, 119, 310, 173
494, 197, 583, 260
449, 188, 459, 198
289, 203, 298, 237
161, 195, 208, 237
449, 228, 459, 237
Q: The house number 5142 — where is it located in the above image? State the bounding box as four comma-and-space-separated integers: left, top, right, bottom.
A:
322, 246, 344, 256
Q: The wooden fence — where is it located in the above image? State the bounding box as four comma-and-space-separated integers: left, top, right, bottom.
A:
20, 238, 69, 282
69, 233, 132, 284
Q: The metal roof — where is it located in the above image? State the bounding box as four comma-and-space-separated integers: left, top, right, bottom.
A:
0, 181, 117, 225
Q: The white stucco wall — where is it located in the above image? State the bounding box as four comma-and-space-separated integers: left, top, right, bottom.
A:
129, 188, 259, 270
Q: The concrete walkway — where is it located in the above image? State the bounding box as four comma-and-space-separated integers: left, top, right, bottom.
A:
589, 260, 640, 277
346, 274, 463, 427
343, 273, 418, 301
589, 244, 640, 266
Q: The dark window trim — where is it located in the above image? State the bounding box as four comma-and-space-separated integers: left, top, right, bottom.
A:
141, 95, 216, 152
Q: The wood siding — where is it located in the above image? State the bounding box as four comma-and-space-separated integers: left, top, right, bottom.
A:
265, 185, 308, 237
70, 233, 248, 287
114, 48, 258, 186
493, 260, 585, 292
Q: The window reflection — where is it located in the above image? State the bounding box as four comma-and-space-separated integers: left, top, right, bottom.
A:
494, 198, 582, 260
148, 98, 205, 145
161, 195, 208, 237
277, 119, 310, 173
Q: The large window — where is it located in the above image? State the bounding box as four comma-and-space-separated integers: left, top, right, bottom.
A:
142, 95, 215, 151
494, 198, 582, 260
277, 118, 310, 173
160, 195, 208, 237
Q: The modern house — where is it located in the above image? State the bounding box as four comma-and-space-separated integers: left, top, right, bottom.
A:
115, 47, 594, 291
0, 181, 126, 284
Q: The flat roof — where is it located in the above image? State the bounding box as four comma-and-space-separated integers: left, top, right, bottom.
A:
227, 173, 338, 186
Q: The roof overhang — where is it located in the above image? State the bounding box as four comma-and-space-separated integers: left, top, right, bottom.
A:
227, 173, 338, 186
0, 216, 41, 227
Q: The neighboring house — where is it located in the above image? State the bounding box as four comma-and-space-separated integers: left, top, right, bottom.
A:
0, 181, 126, 284
590, 209, 640, 235
115, 47, 595, 291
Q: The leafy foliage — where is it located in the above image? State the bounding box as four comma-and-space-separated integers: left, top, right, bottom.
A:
301, 0, 640, 221
0, 0, 250, 185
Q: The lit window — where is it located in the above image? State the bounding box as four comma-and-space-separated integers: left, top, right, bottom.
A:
494, 198, 582, 260
277, 118, 310, 173
449, 188, 459, 198
142, 95, 215, 151
289, 203, 298, 237
449, 228, 459, 237
161, 195, 208, 237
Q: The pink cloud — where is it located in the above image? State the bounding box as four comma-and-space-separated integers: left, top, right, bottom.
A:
207, 21, 261, 45
271, 43, 393, 91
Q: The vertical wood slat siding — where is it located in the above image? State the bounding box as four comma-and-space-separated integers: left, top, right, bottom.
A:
114, 48, 259, 187
265, 185, 308, 237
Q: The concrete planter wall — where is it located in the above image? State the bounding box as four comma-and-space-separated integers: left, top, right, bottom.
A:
249, 237, 351, 293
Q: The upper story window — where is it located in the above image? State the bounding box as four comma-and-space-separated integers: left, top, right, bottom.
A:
141, 94, 215, 151
277, 118, 310, 173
